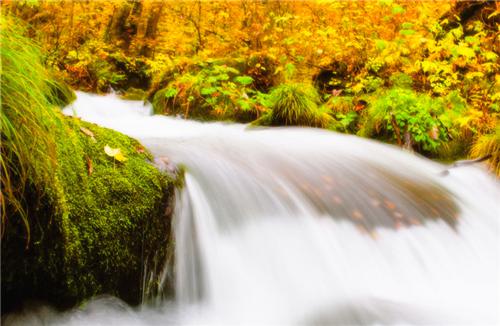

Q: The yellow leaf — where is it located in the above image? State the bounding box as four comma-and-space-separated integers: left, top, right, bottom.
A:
114, 151, 127, 162
104, 145, 119, 157
104, 145, 127, 162
465, 71, 484, 80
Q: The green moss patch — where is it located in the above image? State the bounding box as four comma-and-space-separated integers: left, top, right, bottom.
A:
2, 114, 176, 312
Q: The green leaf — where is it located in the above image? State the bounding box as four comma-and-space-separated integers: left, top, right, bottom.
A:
401, 22, 413, 29
163, 87, 178, 98
234, 76, 254, 86
201, 87, 218, 95
218, 73, 230, 81
399, 29, 415, 36
375, 39, 387, 50
237, 99, 252, 111
464, 36, 478, 44
392, 5, 405, 14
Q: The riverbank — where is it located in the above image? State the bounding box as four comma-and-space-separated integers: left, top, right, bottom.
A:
1, 16, 179, 313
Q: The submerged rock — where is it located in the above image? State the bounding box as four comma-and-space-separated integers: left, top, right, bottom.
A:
1, 116, 179, 313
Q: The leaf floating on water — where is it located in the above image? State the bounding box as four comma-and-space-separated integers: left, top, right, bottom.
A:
355, 223, 367, 234
104, 145, 127, 162
351, 210, 364, 220
369, 230, 378, 240
332, 195, 343, 204
393, 211, 404, 219
384, 199, 396, 210
80, 126, 96, 142
409, 218, 421, 225
370, 198, 381, 207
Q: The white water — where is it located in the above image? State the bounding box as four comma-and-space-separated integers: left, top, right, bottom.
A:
7, 92, 499, 325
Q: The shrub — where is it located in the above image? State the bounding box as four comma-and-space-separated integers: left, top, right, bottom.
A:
62, 41, 151, 93
358, 88, 449, 152
152, 62, 262, 122
244, 53, 281, 92
389, 72, 414, 89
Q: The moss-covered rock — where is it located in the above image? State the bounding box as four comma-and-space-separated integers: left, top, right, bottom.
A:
2, 114, 177, 313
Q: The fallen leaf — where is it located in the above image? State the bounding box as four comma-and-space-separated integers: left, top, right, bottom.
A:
104, 145, 119, 157
104, 145, 127, 162
114, 151, 127, 162
80, 127, 96, 142
135, 145, 145, 154
86, 157, 93, 175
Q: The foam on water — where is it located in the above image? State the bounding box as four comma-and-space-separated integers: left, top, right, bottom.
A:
5, 92, 499, 325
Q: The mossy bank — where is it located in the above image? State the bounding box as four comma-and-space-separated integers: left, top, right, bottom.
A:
1, 16, 179, 313
1, 114, 177, 313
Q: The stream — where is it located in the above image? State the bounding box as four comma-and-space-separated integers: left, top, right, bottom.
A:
8, 92, 499, 325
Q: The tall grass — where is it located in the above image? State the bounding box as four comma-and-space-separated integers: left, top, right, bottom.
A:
470, 127, 500, 176
0, 16, 62, 241
259, 83, 332, 128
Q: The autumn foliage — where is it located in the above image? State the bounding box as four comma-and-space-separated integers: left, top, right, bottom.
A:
2, 0, 499, 171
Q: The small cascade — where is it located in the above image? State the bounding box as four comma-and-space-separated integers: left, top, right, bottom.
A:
6, 92, 497, 325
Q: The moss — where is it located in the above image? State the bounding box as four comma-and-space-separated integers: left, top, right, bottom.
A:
2, 113, 177, 312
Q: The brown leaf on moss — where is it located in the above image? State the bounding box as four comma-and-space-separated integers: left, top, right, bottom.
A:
80, 126, 96, 142
86, 157, 93, 175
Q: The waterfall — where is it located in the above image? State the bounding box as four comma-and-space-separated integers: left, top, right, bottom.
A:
7, 92, 498, 325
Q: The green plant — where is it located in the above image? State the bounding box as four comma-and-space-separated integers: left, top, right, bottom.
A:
352, 75, 385, 94
333, 111, 359, 133
255, 83, 333, 128
389, 73, 413, 89
63, 41, 135, 92
324, 96, 354, 113
0, 16, 66, 240
470, 127, 500, 176
359, 88, 449, 152
152, 61, 262, 121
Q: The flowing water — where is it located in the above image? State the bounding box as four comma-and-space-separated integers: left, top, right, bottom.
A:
7, 92, 499, 325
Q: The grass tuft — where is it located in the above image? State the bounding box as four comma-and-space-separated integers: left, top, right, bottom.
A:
0, 16, 68, 241
257, 83, 333, 128
470, 127, 500, 176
